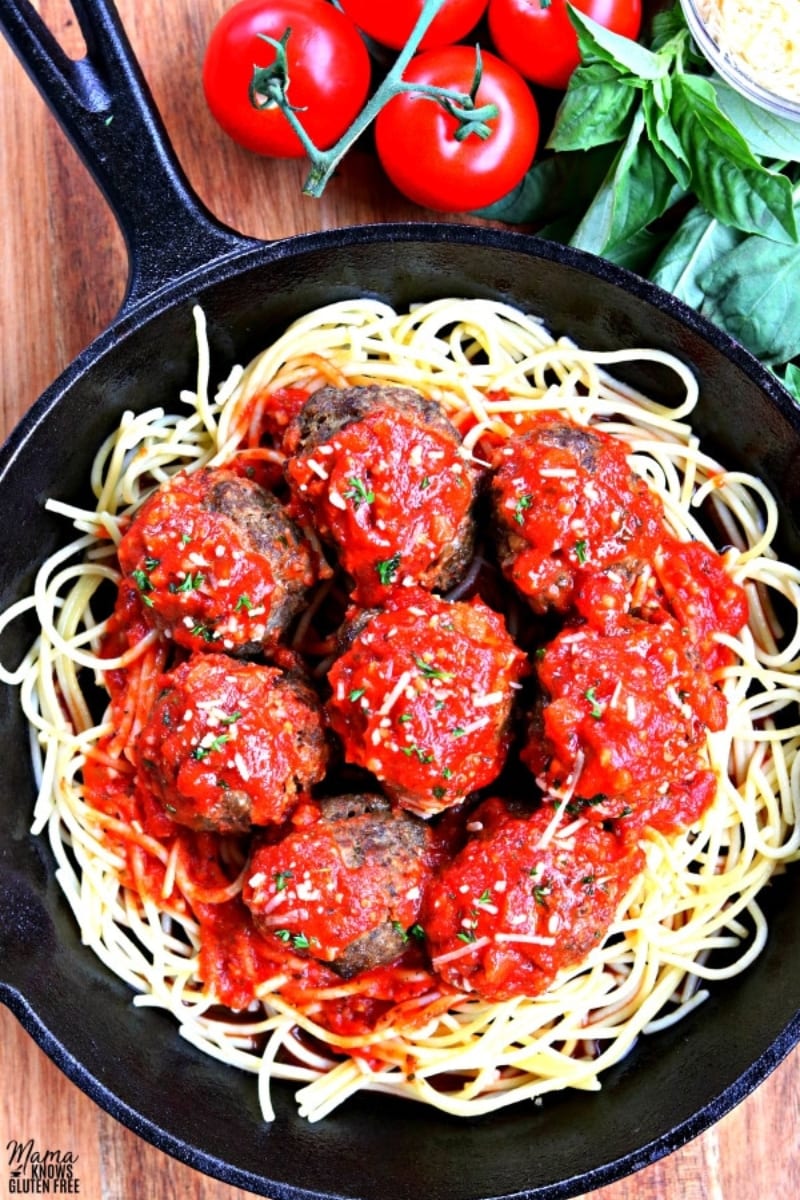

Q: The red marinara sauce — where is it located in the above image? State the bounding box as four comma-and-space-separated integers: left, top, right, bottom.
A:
422, 797, 643, 1002
116, 467, 317, 654
522, 616, 727, 835
136, 653, 328, 832
243, 795, 437, 976
490, 413, 665, 614
326, 591, 528, 816
284, 397, 477, 606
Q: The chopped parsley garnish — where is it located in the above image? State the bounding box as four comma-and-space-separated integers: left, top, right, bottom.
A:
344, 476, 375, 507
432, 786, 447, 800
180, 533, 192, 545
274, 871, 293, 892
131, 568, 154, 594
376, 553, 401, 585
170, 571, 205, 594
564, 794, 608, 816
273, 929, 313, 951
533, 885, 551, 906
574, 539, 588, 564
457, 929, 477, 944
393, 921, 426, 943
514, 493, 533, 525
398, 713, 412, 723
191, 622, 218, 643
235, 593, 253, 611
220, 710, 242, 725
400, 744, 434, 764
349, 687, 366, 703
584, 686, 602, 718
191, 732, 230, 761
420, 476, 431, 491
414, 655, 454, 682
476, 889, 492, 906
451, 726, 466, 738
143, 557, 160, 571
441, 767, 454, 780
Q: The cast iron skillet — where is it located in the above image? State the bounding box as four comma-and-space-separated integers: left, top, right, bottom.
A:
1, 2, 799, 1198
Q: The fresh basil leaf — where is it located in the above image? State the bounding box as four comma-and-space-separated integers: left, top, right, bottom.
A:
601, 226, 668, 272
643, 87, 690, 188
649, 4, 690, 50
672, 74, 764, 169
699, 237, 800, 362
650, 204, 744, 307
672, 74, 798, 243
710, 77, 800, 162
568, 6, 666, 79
570, 109, 683, 255
780, 362, 800, 402
547, 62, 637, 151
473, 146, 617, 224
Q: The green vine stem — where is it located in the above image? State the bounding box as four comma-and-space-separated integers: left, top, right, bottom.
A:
248, 0, 499, 197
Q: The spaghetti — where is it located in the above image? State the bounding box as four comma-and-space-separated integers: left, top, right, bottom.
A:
2, 297, 799, 1123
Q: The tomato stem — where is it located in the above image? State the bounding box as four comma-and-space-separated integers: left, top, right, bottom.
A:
246, 0, 499, 197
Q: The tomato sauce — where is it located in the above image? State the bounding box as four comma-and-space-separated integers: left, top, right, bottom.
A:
117, 468, 316, 654
422, 797, 643, 1002
326, 590, 527, 814
524, 615, 729, 835
136, 653, 328, 832
490, 412, 665, 614
285, 405, 475, 606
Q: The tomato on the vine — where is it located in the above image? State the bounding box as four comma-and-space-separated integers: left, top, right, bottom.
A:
374, 46, 539, 212
488, 0, 642, 90
340, 0, 489, 51
202, 0, 371, 158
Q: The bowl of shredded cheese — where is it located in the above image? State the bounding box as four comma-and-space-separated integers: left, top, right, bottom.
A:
680, 0, 800, 120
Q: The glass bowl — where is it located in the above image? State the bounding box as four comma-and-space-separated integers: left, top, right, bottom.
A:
680, 0, 800, 122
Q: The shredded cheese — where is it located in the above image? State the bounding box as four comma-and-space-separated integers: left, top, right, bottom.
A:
695, 0, 800, 103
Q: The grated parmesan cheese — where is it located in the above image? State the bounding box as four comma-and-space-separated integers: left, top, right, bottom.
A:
695, 0, 800, 103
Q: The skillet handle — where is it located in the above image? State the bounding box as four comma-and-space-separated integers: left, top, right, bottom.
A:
0, 0, 260, 317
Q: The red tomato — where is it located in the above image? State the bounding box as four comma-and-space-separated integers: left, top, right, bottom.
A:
488, 0, 642, 90
340, 0, 489, 50
375, 46, 539, 212
202, 0, 371, 157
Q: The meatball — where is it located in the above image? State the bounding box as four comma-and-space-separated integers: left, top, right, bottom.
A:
136, 653, 328, 832
243, 793, 435, 977
117, 466, 319, 654
283, 384, 479, 606
520, 615, 727, 836
490, 414, 664, 614
326, 590, 528, 817
422, 797, 643, 1002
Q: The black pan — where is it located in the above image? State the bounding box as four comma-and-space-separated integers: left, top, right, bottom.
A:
1, 2, 799, 1198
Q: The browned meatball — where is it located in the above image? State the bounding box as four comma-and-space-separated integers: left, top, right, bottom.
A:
326, 590, 527, 818
489, 414, 664, 615
136, 653, 328, 832
283, 384, 479, 606
117, 467, 319, 654
243, 793, 436, 977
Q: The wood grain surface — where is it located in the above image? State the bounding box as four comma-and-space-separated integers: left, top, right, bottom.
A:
1, 3, 799, 1199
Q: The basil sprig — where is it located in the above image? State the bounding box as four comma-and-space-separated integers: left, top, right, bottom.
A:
478, 3, 800, 397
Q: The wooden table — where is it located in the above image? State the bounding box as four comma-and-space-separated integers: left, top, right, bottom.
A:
1, 3, 799, 1198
